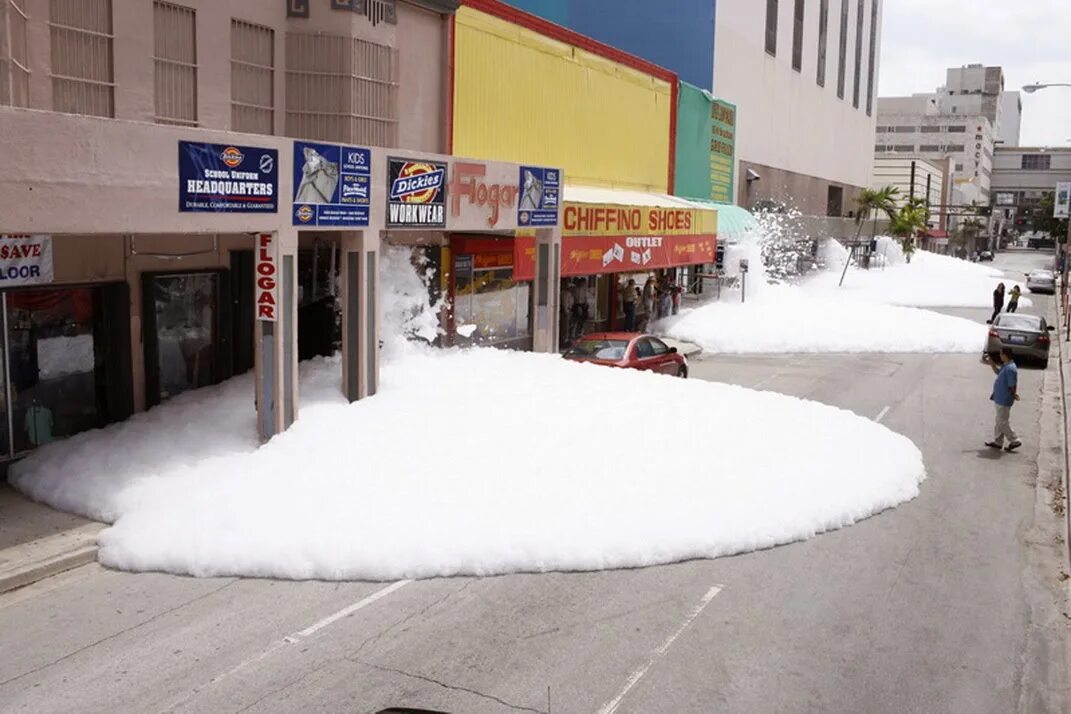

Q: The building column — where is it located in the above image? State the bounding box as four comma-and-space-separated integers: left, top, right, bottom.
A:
254, 228, 299, 442
532, 227, 561, 353
340, 230, 380, 402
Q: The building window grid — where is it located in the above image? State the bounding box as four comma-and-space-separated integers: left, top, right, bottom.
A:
865, 0, 877, 115
0, 0, 30, 107
816, 0, 828, 86
1022, 154, 1051, 170
231, 19, 274, 135
764, 0, 778, 56
836, 0, 848, 99
48, 0, 115, 118
892, 144, 915, 152
285, 32, 399, 146
852, 0, 863, 108
153, 1, 198, 127
791, 0, 804, 71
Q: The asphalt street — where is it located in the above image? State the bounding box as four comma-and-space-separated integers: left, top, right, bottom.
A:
0, 250, 1068, 714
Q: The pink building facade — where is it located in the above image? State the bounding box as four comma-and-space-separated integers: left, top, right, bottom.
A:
0, 0, 562, 461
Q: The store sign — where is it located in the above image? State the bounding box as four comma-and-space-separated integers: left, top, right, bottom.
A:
0, 234, 52, 286
387, 157, 447, 228
178, 141, 278, 213
449, 161, 518, 228
255, 233, 278, 321
710, 99, 736, 204
1055, 182, 1071, 219
995, 192, 1016, 207
563, 203, 717, 236
561, 234, 716, 277
292, 141, 372, 227
518, 166, 560, 227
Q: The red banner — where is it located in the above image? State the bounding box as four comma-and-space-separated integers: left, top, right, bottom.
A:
513, 235, 536, 281
561, 234, 716, 277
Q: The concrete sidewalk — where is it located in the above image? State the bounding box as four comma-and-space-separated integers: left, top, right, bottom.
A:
0, 484, 102, 593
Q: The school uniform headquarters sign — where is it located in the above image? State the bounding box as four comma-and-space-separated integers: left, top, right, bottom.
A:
178, 142, 279, 213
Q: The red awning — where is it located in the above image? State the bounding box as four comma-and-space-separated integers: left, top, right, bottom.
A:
925, 229, 949, 239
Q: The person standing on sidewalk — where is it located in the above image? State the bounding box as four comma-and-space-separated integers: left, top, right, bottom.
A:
988, 283, 1005, 325
621, 278, 637, 331
1007, 285, 1021, 313
984, 347, 1021, 452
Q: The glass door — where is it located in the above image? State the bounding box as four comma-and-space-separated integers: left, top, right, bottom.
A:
149, 273, 219, 403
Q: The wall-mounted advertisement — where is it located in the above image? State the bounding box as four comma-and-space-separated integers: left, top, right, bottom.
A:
1055, 182, 1071, 219
710, 99, 736, 204
178, 142, 278, 213
518, 166, 560, 226
0, 234, 52, 286
387, 158, 447, 228
292, 141, 372, 227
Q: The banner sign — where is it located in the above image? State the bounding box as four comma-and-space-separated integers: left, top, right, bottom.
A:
255, 233, 278, 321
178, 142, 278, 213
561, 234, 716, 277
0, 234, 53, 286
1056, 182, 1071, 219
293, 141, 372, 227
513, 235, 537, 281
449, 161, 519, 229
563, 202, 717, 237
710, 99, 736, 204
387, 157, 447, 228
518, 166, 560, 227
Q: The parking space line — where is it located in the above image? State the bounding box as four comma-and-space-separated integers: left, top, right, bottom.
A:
287, 580, 412, 642
875, 405, 891, 423
597, 584, 723, 714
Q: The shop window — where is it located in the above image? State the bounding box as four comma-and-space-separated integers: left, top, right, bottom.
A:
454, 254, 531, 348
3, 287, 112, 455
144, 272, 220, 404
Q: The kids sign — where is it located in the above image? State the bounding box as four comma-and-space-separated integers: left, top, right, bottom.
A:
292, 141, 372, 227
255, 233, 278, 322
0, 234, 53, 286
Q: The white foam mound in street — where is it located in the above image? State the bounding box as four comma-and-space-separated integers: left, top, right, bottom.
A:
9, 344, 924, 581
662, 284, 988, 354
807, 237, 1033, 309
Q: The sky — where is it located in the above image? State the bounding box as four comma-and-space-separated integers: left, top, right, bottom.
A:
879, 0, 1071, 147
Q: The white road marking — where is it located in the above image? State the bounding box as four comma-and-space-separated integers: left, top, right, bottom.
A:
875, 405, 891, 423
287, 579, 412, 642
751, 372, 780, 389
165, 580, 413, 710
597, 585, 723, 714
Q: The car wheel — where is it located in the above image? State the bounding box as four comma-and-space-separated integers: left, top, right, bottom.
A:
677, 365, 688, 378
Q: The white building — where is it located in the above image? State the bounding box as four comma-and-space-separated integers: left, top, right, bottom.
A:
871, 156, 948, 213
999, 92, 1023, 147
714, 0, 882, 219
991, 147, 1071, 234
876, 66, 1008, 207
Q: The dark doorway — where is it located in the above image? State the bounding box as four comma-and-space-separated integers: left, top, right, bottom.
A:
827, 185, 844, 217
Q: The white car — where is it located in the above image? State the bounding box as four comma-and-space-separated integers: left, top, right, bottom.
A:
1026, 270, 1056, 294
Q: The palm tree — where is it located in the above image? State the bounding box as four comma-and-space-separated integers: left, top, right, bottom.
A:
889, 197, 929, 263
956, 218, 985, 256
853, 186, 900, 240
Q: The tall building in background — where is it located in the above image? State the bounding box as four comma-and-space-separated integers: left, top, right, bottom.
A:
714, 0, 883, 218
503, 0, 716, 90
877, 65, 1009, 207
999, 91, 1022, 147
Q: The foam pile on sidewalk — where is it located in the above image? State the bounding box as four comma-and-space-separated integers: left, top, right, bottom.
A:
6, 249, 927, 581
805, 236, 1032, 309
660, 235, 990, 355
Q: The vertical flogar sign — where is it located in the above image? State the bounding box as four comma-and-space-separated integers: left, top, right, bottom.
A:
256, 233, 278, 322
178, 142, 278, 213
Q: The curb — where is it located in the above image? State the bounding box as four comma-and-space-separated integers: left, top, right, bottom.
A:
0, 523, 103, 594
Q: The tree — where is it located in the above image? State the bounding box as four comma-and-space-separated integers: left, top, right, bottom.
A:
1031, 194, 1069, 241
888, 197, 929, 263
955, 218, 985, 254
853, 186, 900, 240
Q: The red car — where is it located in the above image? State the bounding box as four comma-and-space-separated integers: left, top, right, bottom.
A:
563, 332, 688, 378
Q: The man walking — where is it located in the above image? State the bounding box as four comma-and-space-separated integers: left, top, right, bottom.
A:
985, 347, 1021, 452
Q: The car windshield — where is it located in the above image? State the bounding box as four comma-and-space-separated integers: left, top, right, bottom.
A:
566, 338, 629, 360
995, 314, 1042, 331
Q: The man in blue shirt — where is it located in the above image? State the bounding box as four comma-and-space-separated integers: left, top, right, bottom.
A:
985, 347, 1021, 452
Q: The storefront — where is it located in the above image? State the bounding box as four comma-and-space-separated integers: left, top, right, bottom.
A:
558, 188, 718, 345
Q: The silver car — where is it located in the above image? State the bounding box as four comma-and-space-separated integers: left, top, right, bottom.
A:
1026, 269, 1056, 294
986, 313, 1054, 367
